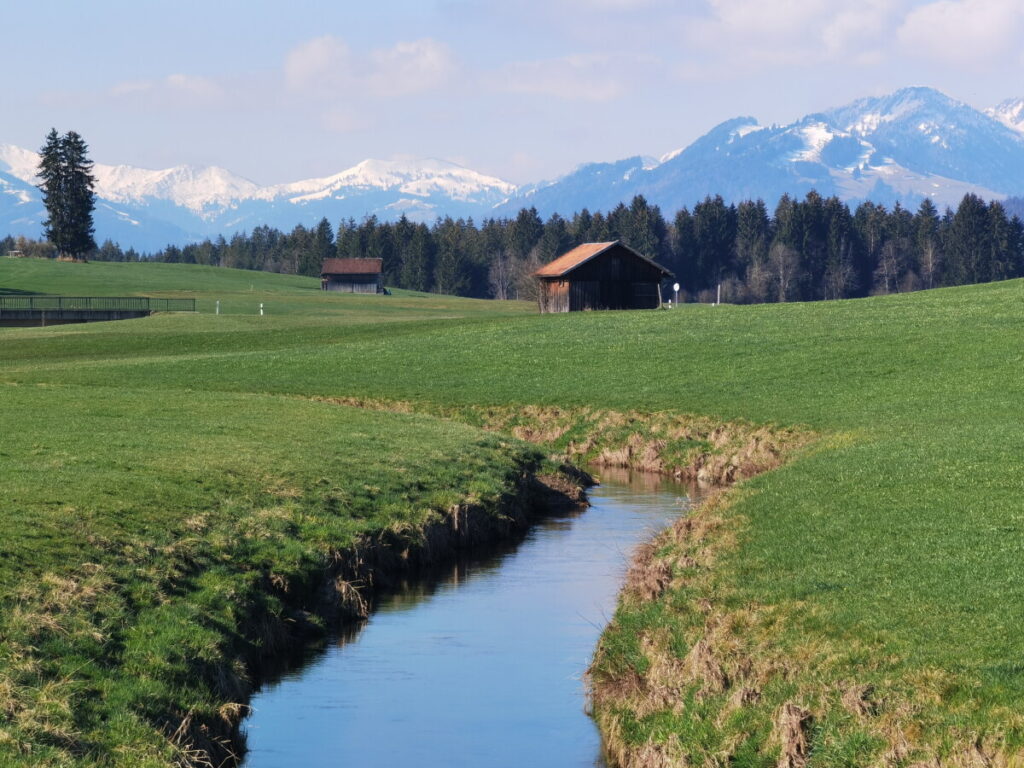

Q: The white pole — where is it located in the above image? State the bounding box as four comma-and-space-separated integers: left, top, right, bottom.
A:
215, 300, 220, 315
259, 303, 264, 316
716, 283, 721, 306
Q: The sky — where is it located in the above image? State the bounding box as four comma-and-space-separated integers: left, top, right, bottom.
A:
3, 0, 1023, 185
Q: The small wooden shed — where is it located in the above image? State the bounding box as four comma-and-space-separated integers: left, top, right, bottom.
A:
533, 241, 673, 313
321, 258, 384, 293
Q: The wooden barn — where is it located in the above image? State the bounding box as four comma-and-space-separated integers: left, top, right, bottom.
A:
320, 258, 384, 293
533, 241, 673, 313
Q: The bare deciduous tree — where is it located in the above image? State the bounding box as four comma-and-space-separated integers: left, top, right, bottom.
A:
744, 257, 770, 303
873, 241, 901, 295
769, 243, 798, 302
488, 251, 514, 300
512, 248, 543, 303
823, 250, 853, 301
919, 238, 940, 290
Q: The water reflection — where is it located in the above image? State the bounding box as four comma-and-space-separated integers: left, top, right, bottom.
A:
242, 470, 694, 768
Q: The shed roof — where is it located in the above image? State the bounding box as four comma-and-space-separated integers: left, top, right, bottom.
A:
533, 240, 673, 279
321, 258, 383, 276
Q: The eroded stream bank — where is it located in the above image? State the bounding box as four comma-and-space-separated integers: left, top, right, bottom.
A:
240, 469, 697, 768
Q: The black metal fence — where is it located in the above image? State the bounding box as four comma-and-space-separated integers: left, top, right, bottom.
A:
0, 296, 196, 312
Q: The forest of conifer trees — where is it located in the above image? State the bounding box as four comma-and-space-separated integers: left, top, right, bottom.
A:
7, 190, 1024, 304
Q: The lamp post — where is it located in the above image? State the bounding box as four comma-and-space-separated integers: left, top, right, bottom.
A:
672, 282, 679, 307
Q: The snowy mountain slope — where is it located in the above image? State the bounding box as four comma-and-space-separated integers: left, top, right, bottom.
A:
94, 164, 260, 213
4, 87, 1024, 250
500, 87, 1024, 217
264, 158, 515, 204
0, 149, 515, 249
986, 98, 1024, 134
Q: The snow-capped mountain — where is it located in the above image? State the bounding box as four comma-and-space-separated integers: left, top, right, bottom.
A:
4, 87, 1024, 251
93, 164, 260, 213
986, 98, 1024, 134
263, 158, 515, 205
500, 87, 1024, 218
0, 148, 514, 250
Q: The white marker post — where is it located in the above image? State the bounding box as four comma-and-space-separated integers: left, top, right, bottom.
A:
215, 300, 220, 315
259, 303, 264, 316
716, 283, 721, 306
673, 282, 679, 307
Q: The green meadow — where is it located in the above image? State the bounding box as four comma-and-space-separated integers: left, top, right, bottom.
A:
2, 257, 1024, 765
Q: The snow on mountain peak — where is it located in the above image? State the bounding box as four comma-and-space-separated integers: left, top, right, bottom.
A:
0, 146, 516, 217
270, 157, 515, 205
0, 144, 43, 183
792, 121, 837, 162
826, 86, 970, 137
93, 164, 260, 212
987, 98, 1024, 134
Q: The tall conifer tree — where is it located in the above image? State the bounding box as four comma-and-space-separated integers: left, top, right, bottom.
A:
37, 129, 96, 259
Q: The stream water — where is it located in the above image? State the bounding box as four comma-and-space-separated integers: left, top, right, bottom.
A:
241, 469, 695, 768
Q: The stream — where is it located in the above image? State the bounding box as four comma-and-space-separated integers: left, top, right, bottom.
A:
241, 468, 695, 768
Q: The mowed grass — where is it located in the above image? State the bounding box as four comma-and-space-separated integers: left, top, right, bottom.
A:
0, 260, 542, 765
0, 257, 532, 319
0, 384, 539, 766
4, 258, 1024, 763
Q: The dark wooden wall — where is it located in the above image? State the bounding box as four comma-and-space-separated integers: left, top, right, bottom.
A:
324, 275, 382, 294
538, 244, 665, 313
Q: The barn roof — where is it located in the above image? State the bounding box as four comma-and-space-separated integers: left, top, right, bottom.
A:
533, 241, 673, 278
321, 258, 383, 276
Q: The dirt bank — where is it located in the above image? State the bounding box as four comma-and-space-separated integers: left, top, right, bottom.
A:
315, 397, 809, 488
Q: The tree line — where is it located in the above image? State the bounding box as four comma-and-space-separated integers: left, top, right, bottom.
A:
9, 190, 1024, 304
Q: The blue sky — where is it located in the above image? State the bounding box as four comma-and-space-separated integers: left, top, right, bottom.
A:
3, 0, 1022, 184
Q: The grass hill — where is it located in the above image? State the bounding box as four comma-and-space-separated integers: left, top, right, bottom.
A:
2, 258, 1023, 766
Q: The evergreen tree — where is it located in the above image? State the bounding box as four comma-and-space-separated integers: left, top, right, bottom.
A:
624, 195, 668, 261
915, 199, 941, 290
37, 130, 63, 254
570, 208, 593, 244
433, 217, 469, 295
822, 197, 855, 300
538, 213, 571, 261
735, 200, 771, 299
946, 194, 989, 285
670, 208, 696, 291
507, 207, 544, 260
986, 202, 1014, 282
37, 129, 97, 258
401, 223, 433, 292
305, 217, 335, 277
588, 212, 610, 242
692, 195, 736, 292
63, 132, 97, 257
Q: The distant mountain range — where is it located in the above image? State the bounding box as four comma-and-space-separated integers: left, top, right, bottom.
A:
3, 87, 1024, 251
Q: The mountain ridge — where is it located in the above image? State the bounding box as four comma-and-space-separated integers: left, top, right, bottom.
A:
4, 87, 1024, 250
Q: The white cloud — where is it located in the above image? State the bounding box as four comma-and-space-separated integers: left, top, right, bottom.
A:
560, 0, 665, 8
285, 36, 455, 97
490, 55, 625, 102
108, 73, 224, 106
689, 0, 908, 65
897, 0, 1024, 66
367, 39, 455, 95
285, 36, 351, 91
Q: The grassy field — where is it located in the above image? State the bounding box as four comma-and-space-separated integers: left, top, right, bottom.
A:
3, 257, 1024, 765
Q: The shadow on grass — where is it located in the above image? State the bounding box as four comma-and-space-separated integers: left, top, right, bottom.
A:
0, 287, 45, 296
